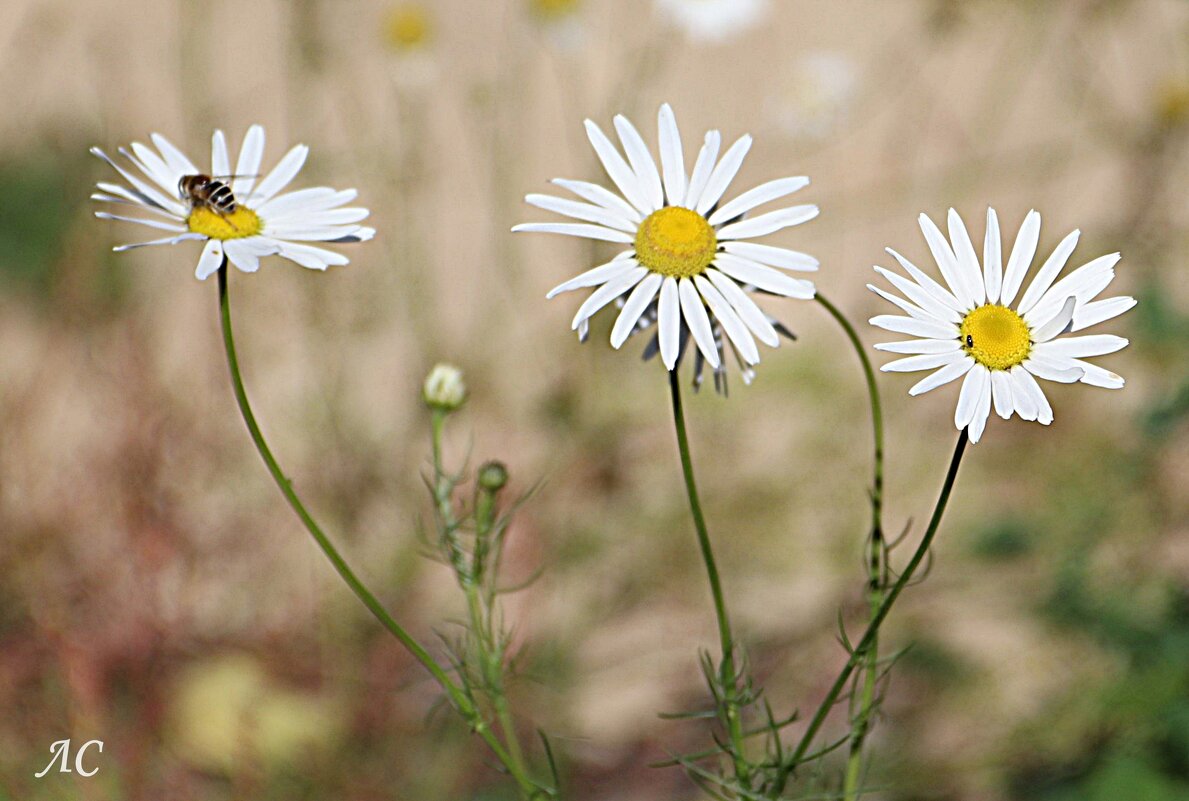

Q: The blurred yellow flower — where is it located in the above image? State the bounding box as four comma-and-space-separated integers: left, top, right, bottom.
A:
530, 0, 581, 20
385, 4, 433, 52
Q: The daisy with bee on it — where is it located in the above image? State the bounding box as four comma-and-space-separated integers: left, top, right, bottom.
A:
869, 208, 1134, 443
91, 124, 374, 279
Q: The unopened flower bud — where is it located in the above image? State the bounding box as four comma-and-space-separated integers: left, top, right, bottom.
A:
423, 363, 466, 411
477, 460, 509, 492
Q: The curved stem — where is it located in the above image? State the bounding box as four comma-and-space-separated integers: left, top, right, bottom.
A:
779, 430, 968, 789
814, 294, 885, 799
668, 371, 751, 790
216, 264, 539, 798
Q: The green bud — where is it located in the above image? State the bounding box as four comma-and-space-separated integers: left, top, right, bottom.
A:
422, 363, 466, 411
477, 460, 509, 492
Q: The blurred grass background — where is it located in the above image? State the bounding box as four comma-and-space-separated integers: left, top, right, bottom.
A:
0, 0, 1186, 798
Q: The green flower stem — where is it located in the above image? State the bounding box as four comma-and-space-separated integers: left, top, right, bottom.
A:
668, 370, 751, 790
814, 294, 885, 800
778, 429, 969, 791
428, 413, 530, 784
216, 264, 539, 798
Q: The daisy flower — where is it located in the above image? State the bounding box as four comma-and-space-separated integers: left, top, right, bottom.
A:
869, 208, 1135, 443
514, 103, 818, 385
91, 125, 374, 280
655, 0, 770, 45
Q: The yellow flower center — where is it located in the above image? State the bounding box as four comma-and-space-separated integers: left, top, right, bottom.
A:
186, 206, 263, 241
531, 0, 580, 18
634, 206, 717, 279
960, 304, 1032, 371
385, 6, 432, 50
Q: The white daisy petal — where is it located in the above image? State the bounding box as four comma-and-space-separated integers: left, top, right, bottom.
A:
714, 252, 815, 298
1008, 366, 1039, 421
867, 284, 942, 323
1000, 209, 1041, 307
872, 267, 961, 323
129, 142, 178, 195
211, 130, 232, 183
1022, 352, 1084, 383
551, 178, 644, 223
1026, 253, 1120, 326
1071, 360, 1125, 389
610, 273, 663, 348
257, 187, 350, 218
233, 124, 265, 197
511, 222, 634, 243
94, 182, 179, 218
151, 133, 200, 177
885, 248, 965, 314
111, 233, 206, 251
90, 147, 187, 216
585, 119, 654, 214
195, 239, 225, 280
251, 144, 309, 205
908, 356, 974, 396
881, 351, 964, 373
984, 207, 1003, 304
919, 212, 973, 309
715, 204, 819, 240
955, 365, 988, 430
95, 211, 186, 233
279, 208, 371, 227
968, 369, 993, 443
705, 268, 779, 346
708, 176, 810, 226
657, 103, 687, 206
614, 115, 664, 211
1017, 228, 1080, 315
990, 369, 1014, 420
1073, 296, 1136, 331
873, 339, 960, 355
695, 275, 759, 364
547, 257, 638, 298
678, 277, 721, 368
695, 134, 752, 215
1016, 368, 1054, 424
721, 241, 818, 271
658, 276, 681, 369
1031, 296, 1077, 343
525, 193, 638, 232
571, 266, 648, 329
263, 225, 374, 242
275, 240, 351, 270
1036, 334, 1128, 359
683, 131, 722, 209
868, 314, 958, 340
947, 208, 986, 306
224, 239, 263, 273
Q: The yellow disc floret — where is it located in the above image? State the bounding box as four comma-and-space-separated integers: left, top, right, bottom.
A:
187, 206, 263, 241
960, 304, 1032, 371
634, 206, 717, 279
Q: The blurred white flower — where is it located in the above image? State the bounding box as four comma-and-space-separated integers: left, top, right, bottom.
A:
423, 363, 467, 411
766, 51, 859, 142
92, 125, 374, 279
654, 0, 770, 45
384, 4, 438, 89
870, 208, 1135, 443
515, 103, 819, 387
